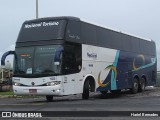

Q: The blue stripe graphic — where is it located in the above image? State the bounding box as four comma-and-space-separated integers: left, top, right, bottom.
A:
111, 50, 120, 90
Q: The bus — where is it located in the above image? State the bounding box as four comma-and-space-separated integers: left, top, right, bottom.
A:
1, 16, 157, 101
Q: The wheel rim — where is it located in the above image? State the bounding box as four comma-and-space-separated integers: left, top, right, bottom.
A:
142, 81, 145, 90
134, 80, 138, 91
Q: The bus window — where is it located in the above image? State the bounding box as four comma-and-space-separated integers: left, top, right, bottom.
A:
62, 44, 82, 74
62, 52, 76, 74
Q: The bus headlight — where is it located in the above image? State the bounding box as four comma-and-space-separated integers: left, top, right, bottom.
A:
13, 82, 22, 86
46, 81, 61, 86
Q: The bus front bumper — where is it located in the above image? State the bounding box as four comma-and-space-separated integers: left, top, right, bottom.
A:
13, 85, 63, 96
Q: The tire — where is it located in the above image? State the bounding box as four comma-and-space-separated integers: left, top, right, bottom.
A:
138, 78, 146, 92
46, 95, 53, 102
111, 89, 121, 94
100, 91, 108, 95
130, 78, 139, 94
82, 80, 89, 99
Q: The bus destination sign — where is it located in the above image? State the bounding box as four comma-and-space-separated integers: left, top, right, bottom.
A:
24, 21, 59, 29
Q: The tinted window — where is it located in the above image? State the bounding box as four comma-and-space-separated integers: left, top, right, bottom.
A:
81, 22, 97, 45
140, 40, 155, 55
14, 45, 63, 77
17, 20, 66, 42
66, 21, 81, 43
129, 37, 140, 53
14, 47, 34, 74
62, 44, 82, 74
121, 35, 131, 51
96, 27, 110, 48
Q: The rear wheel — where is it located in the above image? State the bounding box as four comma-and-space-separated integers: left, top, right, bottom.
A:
82, 80, 89, 99
46, 95, 53, 102
100, 91, 108, 95
111, 89, 121, 94
138, 78, 146, 92
130, 78, 139, 94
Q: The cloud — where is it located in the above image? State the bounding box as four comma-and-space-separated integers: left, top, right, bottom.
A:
7, 44, 15, 51
0, 51, 2, 59
0, 44, 15, 67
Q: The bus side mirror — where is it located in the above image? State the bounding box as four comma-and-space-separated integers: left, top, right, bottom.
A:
54, 47, 64, 65
1, 51, 15, 66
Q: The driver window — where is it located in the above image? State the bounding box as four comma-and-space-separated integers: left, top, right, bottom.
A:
62, 44, 82, 74
63, 51, 76, 74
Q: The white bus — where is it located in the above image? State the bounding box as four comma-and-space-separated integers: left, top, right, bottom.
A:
1, 17, 157, 101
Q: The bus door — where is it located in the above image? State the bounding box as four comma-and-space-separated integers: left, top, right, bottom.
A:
62, 44, 82, 95
63, 66, 82, 95
63, 74, 75, 95
62, 49, 76, 95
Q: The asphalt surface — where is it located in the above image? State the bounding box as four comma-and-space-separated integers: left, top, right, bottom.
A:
0, 87, 160, 120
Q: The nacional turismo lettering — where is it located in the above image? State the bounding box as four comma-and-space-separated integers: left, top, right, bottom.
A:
24, 21, 59, 29
87, 52, 97, 59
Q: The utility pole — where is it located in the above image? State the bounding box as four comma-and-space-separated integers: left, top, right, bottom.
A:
36, 0, 38, 19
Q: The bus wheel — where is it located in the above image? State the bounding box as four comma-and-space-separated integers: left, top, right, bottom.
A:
138, 78, 146, 92
111, 89, 121, 94
130, 78, 139, 94
82, 80, 89, 99
100, 91, 108, 95
46, 95, 53, 102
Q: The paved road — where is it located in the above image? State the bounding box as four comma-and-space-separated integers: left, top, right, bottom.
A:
0, 87, 160, 119
1, 93, 160, 111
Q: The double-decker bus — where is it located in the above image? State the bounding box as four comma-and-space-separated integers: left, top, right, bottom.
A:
1, 16, 157, 101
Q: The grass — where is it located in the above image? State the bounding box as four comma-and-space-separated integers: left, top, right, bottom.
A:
0, 91, 44, 98
0, 91, 14, 95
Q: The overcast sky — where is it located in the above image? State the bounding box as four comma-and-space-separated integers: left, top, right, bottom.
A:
0, 0, 160, 69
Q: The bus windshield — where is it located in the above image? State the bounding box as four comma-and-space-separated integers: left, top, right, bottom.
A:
14, 45, 63, 77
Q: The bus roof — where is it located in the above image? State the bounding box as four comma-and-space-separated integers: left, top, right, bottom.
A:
24, 16, 80, 24
81, 19, 152, 42
24, 16, 152, 42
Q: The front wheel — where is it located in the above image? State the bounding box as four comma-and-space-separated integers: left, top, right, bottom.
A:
82, 80, 89, 99
130, 78, 139, 94
46, 95, 53, 102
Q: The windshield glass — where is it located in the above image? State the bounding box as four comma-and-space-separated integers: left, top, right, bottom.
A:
17, 20, 66, 42
14, 45, 63, 77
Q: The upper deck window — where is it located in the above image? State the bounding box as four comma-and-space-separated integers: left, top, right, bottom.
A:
17, 20, 67, 42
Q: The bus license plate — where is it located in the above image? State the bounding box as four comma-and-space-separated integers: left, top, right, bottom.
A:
29, 89, 37, 93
